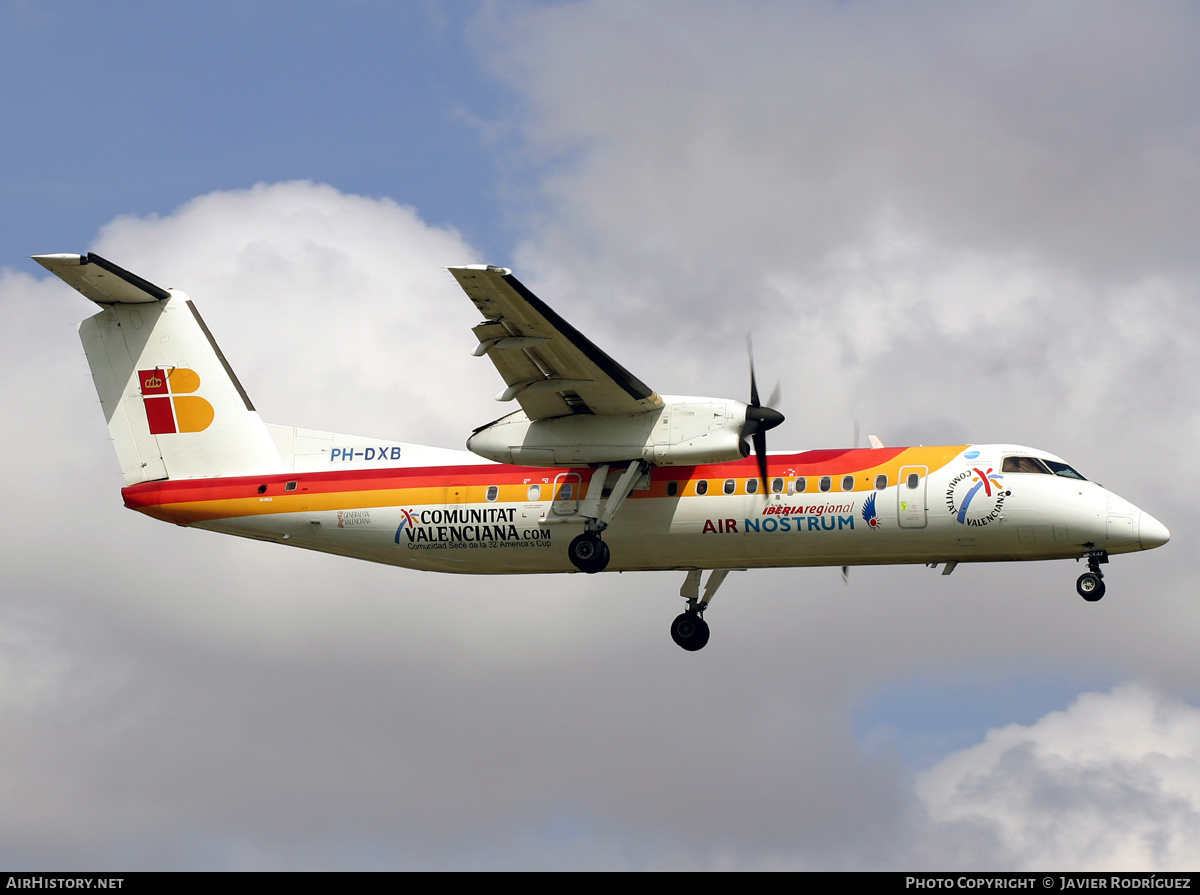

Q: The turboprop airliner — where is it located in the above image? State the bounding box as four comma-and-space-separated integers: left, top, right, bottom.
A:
35, 252, 1170, 650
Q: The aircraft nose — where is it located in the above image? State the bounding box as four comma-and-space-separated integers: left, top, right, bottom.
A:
1139, 511, 1170, 550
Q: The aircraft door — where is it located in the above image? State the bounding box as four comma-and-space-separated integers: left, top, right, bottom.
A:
897, 466, 928, 529
551, 472, 581, 516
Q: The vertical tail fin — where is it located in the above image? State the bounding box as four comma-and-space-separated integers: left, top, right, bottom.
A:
36, 253, 283, 484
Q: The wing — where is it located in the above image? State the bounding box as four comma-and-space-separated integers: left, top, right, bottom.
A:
32, 253, 170, 304
449, 266, 661, 420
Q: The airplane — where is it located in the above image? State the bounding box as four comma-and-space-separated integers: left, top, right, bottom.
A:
34, 252, 1170, 651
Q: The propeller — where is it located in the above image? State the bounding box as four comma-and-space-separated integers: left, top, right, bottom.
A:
744, 337, 785, 495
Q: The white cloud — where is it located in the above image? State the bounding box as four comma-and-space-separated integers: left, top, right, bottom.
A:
916, 684, 1200, 870
88, 180, 500, 449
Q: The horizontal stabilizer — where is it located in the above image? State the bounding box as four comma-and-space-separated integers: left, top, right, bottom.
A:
32, 252, 170, 305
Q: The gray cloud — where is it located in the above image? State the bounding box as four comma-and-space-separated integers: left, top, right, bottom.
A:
483, 0, 1200, 283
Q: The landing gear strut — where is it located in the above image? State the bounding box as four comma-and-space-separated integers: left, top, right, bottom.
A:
1077, 551, 1108, 602
566, 461, 650, 574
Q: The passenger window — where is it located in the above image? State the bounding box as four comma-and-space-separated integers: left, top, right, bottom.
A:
819, 476, 832, 492
666, 481, 679, 497
795, 477, 807, 493
527, 484, 541, 500
746, 477, 759, 494
723, 479, 736, 495
696, 480, 708, 496
875, 474, 887, 490
771, 477, 784, 494
559, 483, 573, 500
841, 475, 854, 492
906, 473, 919, 489
486, 485, 498, 502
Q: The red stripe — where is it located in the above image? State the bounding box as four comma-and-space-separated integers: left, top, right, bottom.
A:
121, 447, 914, 509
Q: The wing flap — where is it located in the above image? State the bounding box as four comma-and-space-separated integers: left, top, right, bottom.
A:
450, 266, 661, 420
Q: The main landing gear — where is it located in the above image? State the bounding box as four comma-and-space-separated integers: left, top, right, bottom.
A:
1076, 550, 1108, 602
671, 569, 732, 651
566, 460, 649, 574
568, 532, 609, 575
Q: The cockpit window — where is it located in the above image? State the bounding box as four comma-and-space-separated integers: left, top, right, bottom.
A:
1002, 456, 1052, 474
1044, 460, 1087, 481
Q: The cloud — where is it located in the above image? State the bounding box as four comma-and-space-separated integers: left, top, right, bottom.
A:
3, 171, 1193, 872
472, 1, 1199, 528
4, 182, 906, 868
88, 180, 499, 448
482, 0, 1200, 283
915, 684, 1200, 870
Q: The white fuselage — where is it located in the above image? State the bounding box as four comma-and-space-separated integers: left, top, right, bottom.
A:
119, 443, 1168, 576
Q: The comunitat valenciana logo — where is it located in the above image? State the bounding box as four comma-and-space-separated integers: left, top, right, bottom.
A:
945, 466, 1007, 526
138, 368, 214, 434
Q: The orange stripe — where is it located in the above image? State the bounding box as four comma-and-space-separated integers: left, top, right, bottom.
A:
123, 446, 968, 523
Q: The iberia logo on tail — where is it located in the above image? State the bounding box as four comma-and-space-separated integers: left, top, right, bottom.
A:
138, 368, 214, 434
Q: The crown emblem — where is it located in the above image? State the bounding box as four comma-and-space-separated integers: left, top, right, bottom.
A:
143, 374, 163, 389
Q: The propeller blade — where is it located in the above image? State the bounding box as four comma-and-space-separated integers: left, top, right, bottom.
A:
841, 565, 849, 585
744, 335, 784, 496
754, 429, 769, 495
747, 335, 761, 408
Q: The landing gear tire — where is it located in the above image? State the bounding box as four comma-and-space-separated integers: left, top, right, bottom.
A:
568, 533, 610, 574
671, 612, 710, 651
1077, 572, 1106, 601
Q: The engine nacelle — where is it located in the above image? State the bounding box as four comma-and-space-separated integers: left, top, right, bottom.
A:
467, 395, 750, 467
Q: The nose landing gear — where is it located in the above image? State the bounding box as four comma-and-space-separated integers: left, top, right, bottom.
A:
1076, 550, 1108, 602
670, 569, 732, 651
671, 611, 710, 651
1076, 572, 1105, 600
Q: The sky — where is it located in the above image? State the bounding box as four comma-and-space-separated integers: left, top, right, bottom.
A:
2, 0, 1199, 871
